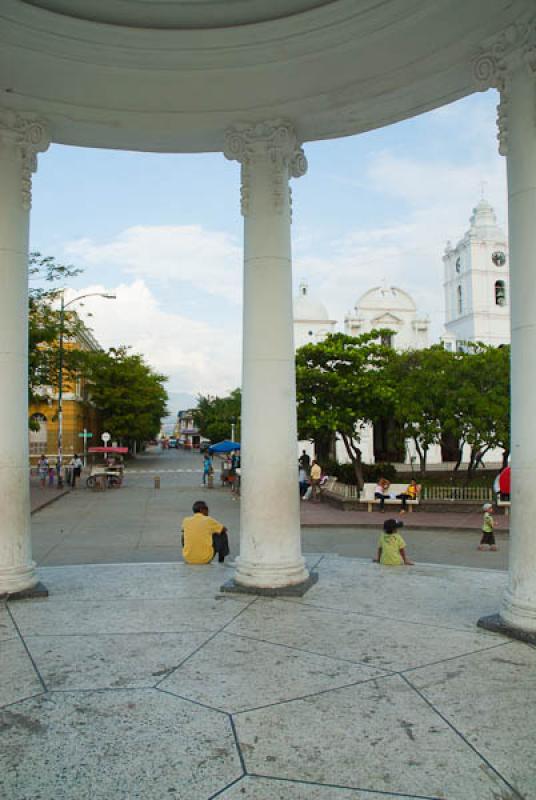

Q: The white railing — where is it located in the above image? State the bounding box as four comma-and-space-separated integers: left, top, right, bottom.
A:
422, 485, 493, 501
324, 479, 493, 503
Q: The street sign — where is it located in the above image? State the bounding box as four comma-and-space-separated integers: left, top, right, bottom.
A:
79, 432, 93, 438
101, 432, 111, 443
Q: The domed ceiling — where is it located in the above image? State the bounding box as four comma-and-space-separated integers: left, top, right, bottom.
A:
22, 0, 331, 28
0, 0, 533, 152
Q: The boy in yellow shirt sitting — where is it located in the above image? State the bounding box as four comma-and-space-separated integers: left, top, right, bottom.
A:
182, 500, 229, 564
374, 518, 414, 566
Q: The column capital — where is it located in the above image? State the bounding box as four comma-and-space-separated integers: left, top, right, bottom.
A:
473, 16, 536, 92
0, 110, 50, 210
224, 120, 307, 216
472, 17, 536, 157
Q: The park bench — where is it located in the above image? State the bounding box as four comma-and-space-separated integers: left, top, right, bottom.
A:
496, 494, 511, 516
361, 482, 420, 513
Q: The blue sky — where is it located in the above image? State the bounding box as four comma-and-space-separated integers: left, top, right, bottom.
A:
30, 89, 506, 408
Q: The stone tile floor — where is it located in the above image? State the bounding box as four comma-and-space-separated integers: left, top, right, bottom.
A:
1, 556, 534, 800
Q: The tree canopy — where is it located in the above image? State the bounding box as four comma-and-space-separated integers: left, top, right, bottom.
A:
296, 331, 396, 487
296, 332, 510, 479
193, 389, 241, 444
78, 347, 168, 447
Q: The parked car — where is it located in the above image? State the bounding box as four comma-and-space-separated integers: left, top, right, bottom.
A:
168, 438, 177, 448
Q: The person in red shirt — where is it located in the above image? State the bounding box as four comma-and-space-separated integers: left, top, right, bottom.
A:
498, 466, 510, 501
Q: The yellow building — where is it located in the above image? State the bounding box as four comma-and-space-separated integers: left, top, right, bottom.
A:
29, 325, 103, 464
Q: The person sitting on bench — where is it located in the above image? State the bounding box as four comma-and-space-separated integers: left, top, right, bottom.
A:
181, 500, 230, 564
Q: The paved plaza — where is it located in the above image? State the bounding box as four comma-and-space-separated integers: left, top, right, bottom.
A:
2, 556, 534, 799
2, 448, 533, 799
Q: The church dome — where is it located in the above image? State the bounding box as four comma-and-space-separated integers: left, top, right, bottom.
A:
294, 282, 330, 321
354, 286, 416, 313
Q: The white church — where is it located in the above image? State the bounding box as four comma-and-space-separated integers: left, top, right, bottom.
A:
295, 197, 509, 467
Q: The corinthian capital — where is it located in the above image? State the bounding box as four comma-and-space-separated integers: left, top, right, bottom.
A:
224, 120, 307, 216
472, 17, 536, 157
0, 110, 50, 210
473, 17, 536, 91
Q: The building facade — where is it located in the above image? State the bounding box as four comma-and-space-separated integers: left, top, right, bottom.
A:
442, 198, 510, 350
29, 324, 102, 463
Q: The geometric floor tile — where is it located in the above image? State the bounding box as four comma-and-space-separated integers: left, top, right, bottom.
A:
0, 606, 18, 642
0, 689, 241, 800
233, 674, 517, 798
298, 558, 508, 631
9, 595, 250, 636
25, 630, 214, 690
408, 642, 536, 799
217, 775, 397, 798
159, 632, 388, 713
225, 598, 501, 672
3, 560, 526, 800
0, 637, 43, 708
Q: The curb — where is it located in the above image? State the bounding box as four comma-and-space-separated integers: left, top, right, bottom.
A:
31, 488, 71, 515
301, 520, 510, 534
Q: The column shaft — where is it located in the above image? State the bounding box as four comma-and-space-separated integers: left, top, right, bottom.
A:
224, 121, 309, 589
502, 66, 536, 631
0, 112, 48, 595
0, 139, 34, 592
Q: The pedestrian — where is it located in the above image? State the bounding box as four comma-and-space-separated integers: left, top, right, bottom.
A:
48, 465, 55, 488
310, 459, 322, 502
374, 477, 391, 511
373, 518, 414, 566
69, 454, 83, 488
298, 466, 309, 497
55, 456, 64, 488
298, 450, 311, 473
478, 503, 498, 551
396, 479, 421, 513
38, 454, 49, 488
202, 453, 213, 486
181, 500, 230, 564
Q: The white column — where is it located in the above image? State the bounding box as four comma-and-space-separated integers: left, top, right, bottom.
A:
501, 64, 536, 632
224, 121, 309, 589
0, 111, 49, 595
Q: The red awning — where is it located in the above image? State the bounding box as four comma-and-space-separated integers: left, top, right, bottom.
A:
88, 447, 129, 454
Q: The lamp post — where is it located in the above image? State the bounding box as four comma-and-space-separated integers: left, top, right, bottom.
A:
56, 291, 116, 486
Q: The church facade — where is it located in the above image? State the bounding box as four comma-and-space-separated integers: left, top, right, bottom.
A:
294, 197, 509, 467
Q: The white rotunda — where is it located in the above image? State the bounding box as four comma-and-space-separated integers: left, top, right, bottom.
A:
345, 286, 429, 350
0, 0, 535, 637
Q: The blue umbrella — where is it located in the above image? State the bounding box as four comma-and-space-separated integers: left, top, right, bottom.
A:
207, 440, 241, 454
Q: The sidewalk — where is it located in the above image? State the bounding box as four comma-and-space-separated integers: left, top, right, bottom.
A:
30, 478, 70, 514
301, 500, 509, 532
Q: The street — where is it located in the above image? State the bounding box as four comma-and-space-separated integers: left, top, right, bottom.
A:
31, 446, 508, 570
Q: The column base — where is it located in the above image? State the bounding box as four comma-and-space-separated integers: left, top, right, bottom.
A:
3, 581, 48, 601
477, 613, 536, 646
221, 571, 318, 597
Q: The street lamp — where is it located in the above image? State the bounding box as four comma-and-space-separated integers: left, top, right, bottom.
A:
56, 291, 116, 486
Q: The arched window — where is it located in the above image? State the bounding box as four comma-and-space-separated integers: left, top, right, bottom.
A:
29, 413, 48, 455
457, 285, 463, 315
495, 280, 506, 306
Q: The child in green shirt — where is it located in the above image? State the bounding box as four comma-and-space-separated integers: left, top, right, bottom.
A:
374, 519, 414, 565
478, 503, 497, 551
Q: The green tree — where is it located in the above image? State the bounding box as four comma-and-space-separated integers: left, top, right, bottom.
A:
78, 347, 168, 449
193, 389, 241, 444
28, 252, 83, 425
444, 343, 510, 476
389, 345, 455, 473
296, 332, 396, 488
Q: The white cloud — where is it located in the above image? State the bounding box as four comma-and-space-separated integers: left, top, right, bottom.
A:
294, 147, 507, 340
65, 280, 241, 397
65, 225, 242, 303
